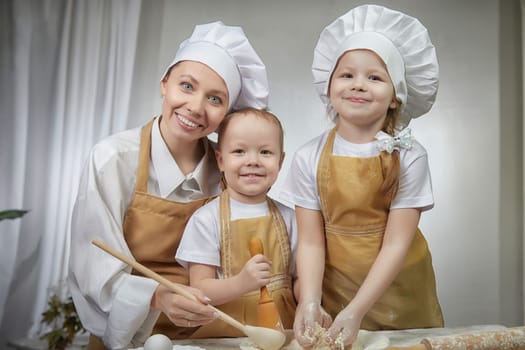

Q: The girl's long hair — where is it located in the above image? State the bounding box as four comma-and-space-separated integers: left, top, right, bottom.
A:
379, 105, 401, 200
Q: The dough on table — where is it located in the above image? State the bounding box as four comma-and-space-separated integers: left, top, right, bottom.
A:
241, 325, 389, 350
285, 330, 389, 350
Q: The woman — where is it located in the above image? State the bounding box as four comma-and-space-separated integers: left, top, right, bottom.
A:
68, 21, 269, 350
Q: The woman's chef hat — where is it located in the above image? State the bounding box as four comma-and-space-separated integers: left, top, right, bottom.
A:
162, 21, 269, 111
312, 4, 439, 128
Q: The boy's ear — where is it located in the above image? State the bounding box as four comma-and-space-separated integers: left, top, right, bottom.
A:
215, 150, 224, 171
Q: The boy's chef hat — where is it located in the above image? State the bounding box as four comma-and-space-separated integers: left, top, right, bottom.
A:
312, 4, 439, 128
162, 21, 268, 111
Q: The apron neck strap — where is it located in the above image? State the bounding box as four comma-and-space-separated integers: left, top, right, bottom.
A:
135, 117, 156, 192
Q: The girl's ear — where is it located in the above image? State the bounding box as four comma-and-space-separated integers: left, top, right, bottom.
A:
389, 98, 399, 110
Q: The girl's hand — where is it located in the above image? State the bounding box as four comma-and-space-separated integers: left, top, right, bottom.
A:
151, 284, 217, 327
237, 254, 272, 292
293, 301, 332, 347
326, 307, 362, 348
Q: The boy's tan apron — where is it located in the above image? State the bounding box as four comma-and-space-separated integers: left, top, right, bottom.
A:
190, 191, 296, 338
88, 118, 215, 349
318, 128, 443, 330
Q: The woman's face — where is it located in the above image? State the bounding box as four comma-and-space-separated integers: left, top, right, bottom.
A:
160, 60, 229, 145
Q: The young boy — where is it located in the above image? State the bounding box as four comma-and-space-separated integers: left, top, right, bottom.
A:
176, 107, 297, 338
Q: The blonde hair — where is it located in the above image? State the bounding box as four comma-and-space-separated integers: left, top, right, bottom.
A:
217, 107, 284, 153
379, 104, 401, 200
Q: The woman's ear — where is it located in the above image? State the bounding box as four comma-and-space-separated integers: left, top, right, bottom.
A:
160, 76, 168, 97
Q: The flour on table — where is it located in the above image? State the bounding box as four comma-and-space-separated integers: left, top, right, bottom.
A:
241, 325, 389, 350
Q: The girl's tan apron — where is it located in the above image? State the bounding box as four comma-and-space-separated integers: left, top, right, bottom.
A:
318, 128, 443, 330
88, 118, 215, 349
190, 191, 296, 338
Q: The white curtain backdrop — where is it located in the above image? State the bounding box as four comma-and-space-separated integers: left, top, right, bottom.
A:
0, 0, 142, 340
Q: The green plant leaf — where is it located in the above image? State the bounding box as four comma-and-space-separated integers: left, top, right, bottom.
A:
0, 209, 29, 221
40, 294, 86, 349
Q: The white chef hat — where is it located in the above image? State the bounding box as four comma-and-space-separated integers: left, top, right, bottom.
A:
161, 21, 269, 111
312, 4, 439, 128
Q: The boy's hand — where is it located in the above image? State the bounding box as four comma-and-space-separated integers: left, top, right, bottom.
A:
237, 254, 272, 292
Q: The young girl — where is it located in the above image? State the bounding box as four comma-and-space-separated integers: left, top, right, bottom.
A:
281, 5, 444, 348
176, 108, 297, 338
68, 22, 269, 349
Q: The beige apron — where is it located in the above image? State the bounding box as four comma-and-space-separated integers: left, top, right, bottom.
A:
318, 128, 443, 330
88, 118, 217, 349
190, 191, 296, 338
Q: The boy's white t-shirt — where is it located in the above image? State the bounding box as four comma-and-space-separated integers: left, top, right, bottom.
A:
280, 129, 434, 212
176, 196, 298, 277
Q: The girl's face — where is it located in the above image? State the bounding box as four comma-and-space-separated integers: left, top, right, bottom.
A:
216, 114, 284, 204
329, 49, 397, 140
160, 61, 229, 145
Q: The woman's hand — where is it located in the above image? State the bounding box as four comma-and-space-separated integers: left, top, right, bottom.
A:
293, 301, 332, 347
150, 284, 217, 327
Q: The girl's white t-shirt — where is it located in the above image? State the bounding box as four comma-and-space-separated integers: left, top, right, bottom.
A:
280, 129, 434, 212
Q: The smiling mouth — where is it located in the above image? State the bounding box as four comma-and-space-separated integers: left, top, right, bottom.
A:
347, 97, 368, 103
241, 173, 263, 178
177, 113, 200, 129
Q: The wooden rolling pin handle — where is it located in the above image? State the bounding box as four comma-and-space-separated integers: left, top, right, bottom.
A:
249, 237, 264, 257
385, 345, 427, 350
248, 237, 271, 295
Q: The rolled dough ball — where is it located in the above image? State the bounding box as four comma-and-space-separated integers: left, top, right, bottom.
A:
144, 334, 172, 350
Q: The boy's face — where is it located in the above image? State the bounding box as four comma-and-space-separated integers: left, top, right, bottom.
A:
216, 114, 284, 204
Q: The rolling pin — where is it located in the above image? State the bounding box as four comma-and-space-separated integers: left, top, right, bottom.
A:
386, 326, 525, 350
249, 237, 284, 331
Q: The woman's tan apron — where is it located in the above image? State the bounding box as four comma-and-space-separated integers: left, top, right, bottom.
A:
190, 191, 296, 338
318, 128, 443, 330
88, 118, 216, 349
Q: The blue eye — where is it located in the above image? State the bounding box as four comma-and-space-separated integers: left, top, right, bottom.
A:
209, 96, 222, 105
261, 150, 272, 155
181, 82, 192, 90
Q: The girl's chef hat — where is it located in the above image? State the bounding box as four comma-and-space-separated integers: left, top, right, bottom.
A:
162, 21, 268, 111
312, 4, 439, 128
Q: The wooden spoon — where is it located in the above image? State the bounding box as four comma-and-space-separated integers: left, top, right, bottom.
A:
92, 240, 286, 350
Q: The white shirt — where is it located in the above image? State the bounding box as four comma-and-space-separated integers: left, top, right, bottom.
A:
176, 196, 298, 277
68, 118, 221, 349
280, 130, 434, 212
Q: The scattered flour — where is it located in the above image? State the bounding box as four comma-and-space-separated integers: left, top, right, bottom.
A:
241, 325, 390, 350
